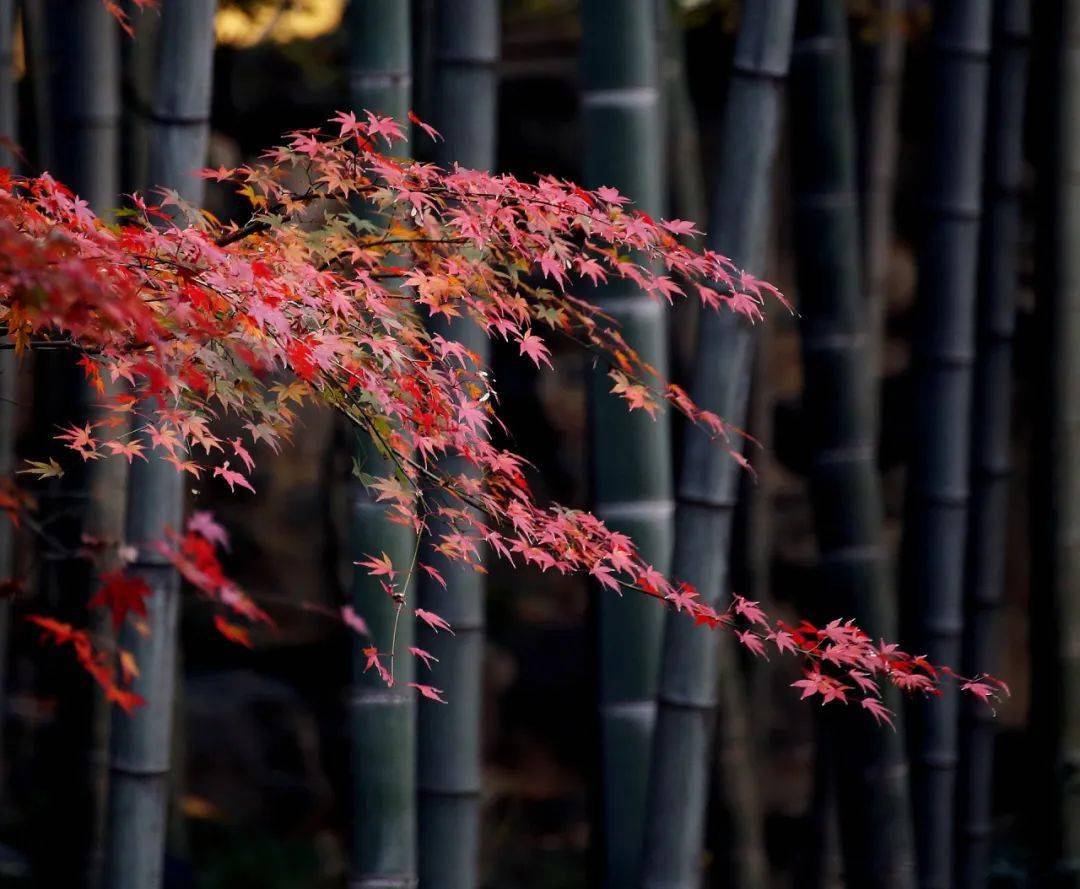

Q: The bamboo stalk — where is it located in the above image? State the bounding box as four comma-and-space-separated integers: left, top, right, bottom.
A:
899, 4, 992, 888
347, 5, 417, 887
0, 0, 14, 820
956, 3, 1029, 887
120, 0, 160, 196
0, 0, 13, 170
19, 0, 52, 171
1030, 0, 1080, 884
795, 745, 844, 889
658, 0, 706, 235
853, 0, 904, 430
580, 3, 672, 885
640, 3, 797, 886
415, 3, 497, 887
657, 0, 706, 407
348, 2, 411, 130
709, 638, 769, 888
30, 4, 120, 884
102, 4, 216, 888
41, 0, 119, 209
790, 2, 915, 886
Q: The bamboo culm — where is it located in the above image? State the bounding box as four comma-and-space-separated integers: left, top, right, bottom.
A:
102, 4, 216, 889
853, 0, 904, 429
956, 3, 1029, 887
0, 0, 13, 814
415, 2, 497, 888
657, 0, 706, 380
580, 2, 673, 886
640, 3, 797, 886
31, 4, 120, 885
347, 4, 417, 887
899, 3, 992, 888
790, 2, 915, 886
1030, 1, 1080, 883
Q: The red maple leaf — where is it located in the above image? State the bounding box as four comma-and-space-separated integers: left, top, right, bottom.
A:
27, 614, 79, 646
214, 615, 253, 649
89, 572, 152, 630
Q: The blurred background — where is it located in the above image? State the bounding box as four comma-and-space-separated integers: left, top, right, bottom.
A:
0, 1, 1073, 888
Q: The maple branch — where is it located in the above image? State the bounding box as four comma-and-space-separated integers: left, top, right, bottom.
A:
212, 188, 320, 248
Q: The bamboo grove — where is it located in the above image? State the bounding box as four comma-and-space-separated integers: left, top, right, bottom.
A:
0, 1, 1070, 887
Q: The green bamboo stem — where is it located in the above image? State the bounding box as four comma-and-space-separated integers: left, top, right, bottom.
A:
347, 5, 417, 887
956, 3, 1029, 887
102, 4, 216, 888
790, 2, 915, 886
657, 0, 707, 403
19, 0, 52, 170
349, 2, 411, 130
853, 0, 904, 431
709, 639, 769, 888
658, 0, 706, 235
899, 4, 992, 888
41, 0, 119, 208
120, 0, 160, 196
796, 745, 844, 889
640, 3, 797, 886
580, 3, 672, 885
0, 0, 16, 802
415, 3, 497, 888
30, 4, 120, 884
1031, 1, 1080, 884
0, 0, 14, 169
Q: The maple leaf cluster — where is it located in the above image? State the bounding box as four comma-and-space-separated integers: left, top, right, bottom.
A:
0, 109, 1005, 717
0, 112, 780, 623
26, 614, 144, 714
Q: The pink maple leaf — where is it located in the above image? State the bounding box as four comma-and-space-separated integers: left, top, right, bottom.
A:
518, 333, 552, 369
341, 605, 369, 637
187, 511, 230, 550
409, 646, 439, 669
860, 696, 896, 729
415, 608, 454, 635
408, 682, 447, 703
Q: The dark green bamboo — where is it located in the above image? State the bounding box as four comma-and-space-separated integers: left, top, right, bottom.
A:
790, 2, 915, 887
20, 0, 52, 170
41, 0, 119, 208
640, 3, 797, 886
1030, 1, 1080, 884
956, 4, 1029, 887
102, 4, 216, 888
657, 0, 707, 389
0, 0, 13, 170
348, 453, 418, 889
0, 0, 14, 809
349, 2, 411, 127
31, 4, 120, 884
709, 639, 769, 888
899, 4, 992, 888
658, 0, 706, 235
853, 0, 904, 435
580, 3, 672, 886
796, 746, 844, 889
347, 5, 417, 887
120, 0, 160, 196
415, 3, 497, 887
